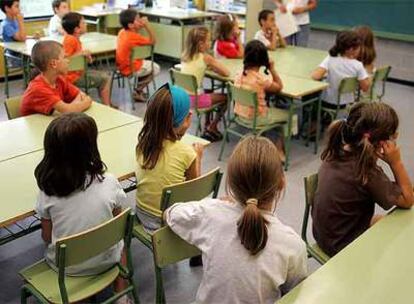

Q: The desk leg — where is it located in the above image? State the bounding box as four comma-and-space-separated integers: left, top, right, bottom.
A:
22, 55, 30, 87
285, 98, 294, 171
315, 94, 322, 154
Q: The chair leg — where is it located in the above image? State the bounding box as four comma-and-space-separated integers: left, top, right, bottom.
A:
155, 266, 166, 304
196, 113, 202, 136
218, 128, 229, 161
314, 96, 322, 155
20, 286, 30, 304
128, 277, 140, 304
126, 78, 135, 110
284, 100, 295, 171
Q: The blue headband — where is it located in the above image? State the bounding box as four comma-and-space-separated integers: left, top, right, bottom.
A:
169, 84, 190, 128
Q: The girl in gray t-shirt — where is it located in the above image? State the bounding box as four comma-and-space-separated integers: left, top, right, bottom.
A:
35, 113, 133, 276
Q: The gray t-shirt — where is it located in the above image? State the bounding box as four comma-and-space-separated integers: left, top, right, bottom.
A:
36, 173, 132, 276
165, 198, 307, 304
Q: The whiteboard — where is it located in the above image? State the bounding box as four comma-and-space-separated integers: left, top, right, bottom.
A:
0, 0, 54, 20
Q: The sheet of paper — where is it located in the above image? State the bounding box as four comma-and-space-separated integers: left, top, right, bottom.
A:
275, 9, 298, 38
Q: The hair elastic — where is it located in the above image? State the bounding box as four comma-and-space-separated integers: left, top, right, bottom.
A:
246, 198, 258, 206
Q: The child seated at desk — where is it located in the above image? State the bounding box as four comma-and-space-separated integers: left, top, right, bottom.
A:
48, 0, 69, 37
20, 40, 92, 116
165, 136, 307, 303
255, 9, 286, 51
116, 8, 160, 102
312, 102, 414, 257
214, 14, 244, 59
61, 12, 113, 107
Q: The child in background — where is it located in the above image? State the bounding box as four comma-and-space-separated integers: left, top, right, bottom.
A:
35, 113, 134, 301
214, 14, 244, 59
165, 136, 307, 303
117, 9, 160, 102
62, 12, 113, 107
48, 0, 69, 37
181, 27, 230, 141
20, 40, 92, 116
312, 102, 414, 257
255, 9, 286, 50
135, 84, 204, 232
234, 40, 286, 161
0, 0, 26, 42
354, 26, 377, 75
311, 30, 370, 107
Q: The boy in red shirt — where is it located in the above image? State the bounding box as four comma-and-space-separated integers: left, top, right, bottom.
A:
20, 40, 92, 116
61, 12, 113, 107
116, 9, 160, 102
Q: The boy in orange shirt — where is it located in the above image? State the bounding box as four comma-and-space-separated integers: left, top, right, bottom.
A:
116, 9, 160, 102
61, 12, 113, 107
20, 40, 92, 116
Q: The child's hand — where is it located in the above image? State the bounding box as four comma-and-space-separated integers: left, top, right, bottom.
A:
16, 13, 24, 22
378, 140, 401, 167
82, 50, 93, 63
192, 143, 205, 158
33, 31, 41, 40
139, 17, 149, 27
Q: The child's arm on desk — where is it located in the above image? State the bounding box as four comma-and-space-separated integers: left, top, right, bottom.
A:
53, 92, 92, 113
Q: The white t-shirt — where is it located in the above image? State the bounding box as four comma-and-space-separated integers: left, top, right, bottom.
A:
287, 0, 310, 25
48, 14, 63, 37
36, 173, 133, 276
320, 55, 369, 105
165, 198, 308, 304
255, 30, 271, 48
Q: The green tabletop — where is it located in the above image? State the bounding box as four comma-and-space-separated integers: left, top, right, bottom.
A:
0, 32, 117, 57
207, 57, 328, 99
138, 7, 219, 20
279, 208, 414, 304
0, 121, 209, 227
0, 103, 139, 162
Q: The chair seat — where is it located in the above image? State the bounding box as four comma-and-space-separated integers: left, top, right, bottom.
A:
308, 243, 330, 264
235, 107, 290, 134
20, 260, 119, 304
132, 220, 153, 249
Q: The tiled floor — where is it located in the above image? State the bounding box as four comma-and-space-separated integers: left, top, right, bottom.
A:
1, 56, 413, 303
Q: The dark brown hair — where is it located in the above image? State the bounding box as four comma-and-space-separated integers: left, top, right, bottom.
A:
35, 113, 106, 197
226, 136, 285, 255
182, 26, 209, 62
354, 26, 377, 67
62, 12, 82, 35
136, 86, 178, 170
0, 0, 18, 13
243, 40, 270, 75
329, 30, 361, 57
52, 0, 66, 13
31, 40, 63, 72
215, 14, 236, 41
321, 102, 399, 184
258, 9, 274, 26
120, 8, 138, 30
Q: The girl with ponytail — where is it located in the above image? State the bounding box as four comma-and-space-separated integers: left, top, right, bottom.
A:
312, 30, 371, 107
165, 136, 307, 303
313, 102, 414, 257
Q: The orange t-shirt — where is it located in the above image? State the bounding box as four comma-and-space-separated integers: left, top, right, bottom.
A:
20, 75, 80, 116
63, 34, 83, 83
116, 29, 151, 76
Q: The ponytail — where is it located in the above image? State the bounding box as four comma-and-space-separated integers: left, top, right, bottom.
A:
356, 135, 377, 185
237, 198, 269, 255
242, 40, 270, 75
329, 30, 361, 57
321, 119, 347, 161
329, 45, 340, 57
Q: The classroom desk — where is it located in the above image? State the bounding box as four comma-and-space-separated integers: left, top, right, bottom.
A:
137, 7, 219, 59
78, 6, 123, 32
278, 208, 414, 304
0, 102, 139, 162
205, 57, 328, 169
0, 121, 208, 231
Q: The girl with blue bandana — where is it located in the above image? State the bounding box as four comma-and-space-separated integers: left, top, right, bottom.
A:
135, 83, 204, 233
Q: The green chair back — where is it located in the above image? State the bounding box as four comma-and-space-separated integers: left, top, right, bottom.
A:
371, 66, 391, 101
169, 68, 198, 95
301, 173, 318, 244
131, 45, 153, 61
56, 208, 132, 268
152, 226, 201, 268
5, 95, 23, 119
228, 83, 259, 130
67, 54, 86, 72
160, 167, 223, 212
338, 76, 359, 96
105, 13, 121, 31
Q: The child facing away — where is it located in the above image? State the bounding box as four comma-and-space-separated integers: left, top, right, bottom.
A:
35, 112, 134, 281
117, 9, 160, 102
255, 9, 286, 51
61, 12, 113, 107
312, 102, 414, 257
354, 25, 377, 75
135, 84, 204, 232
214, 14, 244, 59
165, 136, 307, 303
234, 39, 287, 161
48, 0, 69, 37
181, 26, 230, 141
311, 30, 371, 108
20, 40, 92, 116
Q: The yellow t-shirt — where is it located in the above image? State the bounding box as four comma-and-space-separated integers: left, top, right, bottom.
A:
135, 140, 197, 217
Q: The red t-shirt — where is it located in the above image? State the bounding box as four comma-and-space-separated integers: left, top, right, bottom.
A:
116, 29, 151, 76
20, 75, 80, 116
216, 38, 240, 58
63, 34, 83, 83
